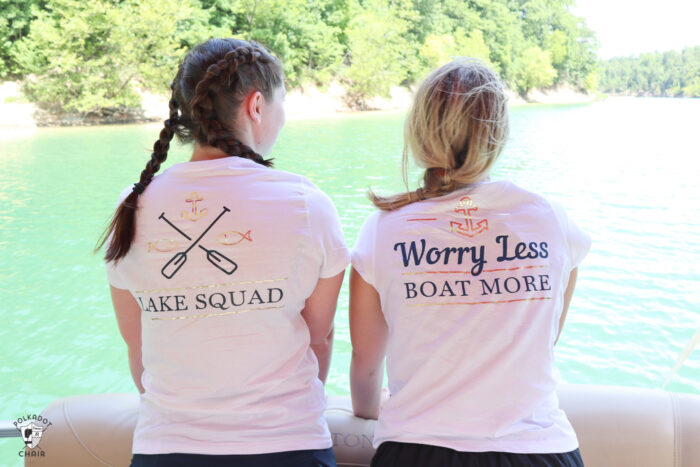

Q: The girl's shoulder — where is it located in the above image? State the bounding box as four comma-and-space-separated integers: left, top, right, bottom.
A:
475, 178, 547, 202
469, 179, 561, 213
364, 179, 567, 236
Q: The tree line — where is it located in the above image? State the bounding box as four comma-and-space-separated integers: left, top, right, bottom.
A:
0, 0, 604, 114
598, 47, 700, 97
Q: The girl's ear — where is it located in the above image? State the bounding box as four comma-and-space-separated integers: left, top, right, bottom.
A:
246, 90, 263, 123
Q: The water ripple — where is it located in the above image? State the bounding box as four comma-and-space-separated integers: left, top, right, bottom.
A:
1, 99, 698, 419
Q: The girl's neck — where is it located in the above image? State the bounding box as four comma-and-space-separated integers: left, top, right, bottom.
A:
190, 144, 229, 162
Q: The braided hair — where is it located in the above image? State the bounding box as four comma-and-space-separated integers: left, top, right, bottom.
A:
97, 39, 284, 262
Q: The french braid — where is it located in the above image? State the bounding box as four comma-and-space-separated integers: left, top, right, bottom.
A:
189, 47, 273, 167
97, 83, 180, 262
97, 39, 283, 261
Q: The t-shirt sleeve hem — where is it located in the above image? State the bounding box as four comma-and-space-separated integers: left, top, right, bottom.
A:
319, 249, 351, 279
105, 262, 130, 290
351, 251, 375, 287
547, 198, 591, 271
570, 234, 592, 269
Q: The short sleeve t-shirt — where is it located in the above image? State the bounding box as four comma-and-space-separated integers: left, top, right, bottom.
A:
352, 179, 590, 454
106, 156, 350, 455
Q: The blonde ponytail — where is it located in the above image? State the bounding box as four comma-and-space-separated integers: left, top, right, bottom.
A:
372, 59, 509, 211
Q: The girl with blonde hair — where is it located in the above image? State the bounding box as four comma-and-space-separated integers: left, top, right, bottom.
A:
98, 38, 348, 467
350, 59, 589, 466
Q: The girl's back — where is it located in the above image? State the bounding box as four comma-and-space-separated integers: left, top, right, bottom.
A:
353, 179, 589, 452
350, 60, 589, 465
100, 39, 348, 465
108, 156, 347, 454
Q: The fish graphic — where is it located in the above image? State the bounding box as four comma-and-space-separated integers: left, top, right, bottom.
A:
148, 239, 179, 253
217, 230, 253, 246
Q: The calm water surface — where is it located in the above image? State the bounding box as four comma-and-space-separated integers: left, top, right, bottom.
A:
1, 97, 699, 463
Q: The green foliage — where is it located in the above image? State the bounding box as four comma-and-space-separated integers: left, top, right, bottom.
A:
470, 0, 526, 82
344, 2, 412, 108
557, 18, 598, 88
598, 47, 700, 97
7, 0, 605, 113
418, 29, 492, 71
454, 29, 492, 66
14, 0, 202, 114
516, 0, 598, 88
193, 0, 349, 87
419, 34, 456, 70
584, 70, 598, 92
0, 0, 45, 77
513, 46, 557, 94
545, 30, 567, 67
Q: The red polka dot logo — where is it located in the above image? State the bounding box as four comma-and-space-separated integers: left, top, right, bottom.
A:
14, 414, 51, 457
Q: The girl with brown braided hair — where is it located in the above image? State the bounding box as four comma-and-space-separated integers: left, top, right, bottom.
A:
349, 59, 590, 466
98, 38, 348, 467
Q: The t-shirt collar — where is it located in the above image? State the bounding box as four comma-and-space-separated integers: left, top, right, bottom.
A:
165, 155, 264, 174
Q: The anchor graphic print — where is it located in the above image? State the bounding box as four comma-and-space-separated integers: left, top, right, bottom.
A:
182, 191, 208, 221
450, 196, 489, 237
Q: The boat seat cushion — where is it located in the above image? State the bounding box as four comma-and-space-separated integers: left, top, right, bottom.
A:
23, 383, 700, 467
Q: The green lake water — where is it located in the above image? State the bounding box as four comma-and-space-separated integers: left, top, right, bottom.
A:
1, 97, 699, 464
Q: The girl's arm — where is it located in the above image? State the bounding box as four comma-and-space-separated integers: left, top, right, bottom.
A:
301, 270, 345, 384
556, 268, 579, 345
349, 267, 388, 420
110, 286, 145, 394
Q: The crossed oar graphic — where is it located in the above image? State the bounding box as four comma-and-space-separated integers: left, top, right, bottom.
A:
159, 207, 238, 279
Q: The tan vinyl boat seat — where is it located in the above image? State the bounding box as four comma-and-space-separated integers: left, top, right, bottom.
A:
23, 383, 700, 466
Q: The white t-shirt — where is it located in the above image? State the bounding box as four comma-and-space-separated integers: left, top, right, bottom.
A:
106, 156, 350, 455
352, 180, 590, 453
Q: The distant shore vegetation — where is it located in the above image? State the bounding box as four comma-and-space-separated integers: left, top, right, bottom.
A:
0, 0, 697, 117
598, 47, 700, 98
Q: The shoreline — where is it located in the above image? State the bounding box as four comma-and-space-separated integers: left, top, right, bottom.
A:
0, 81, 600, 130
